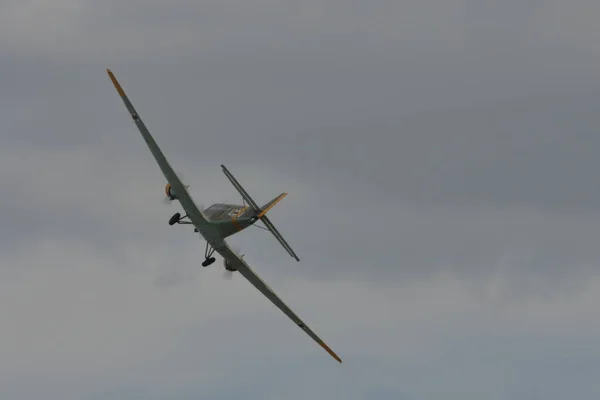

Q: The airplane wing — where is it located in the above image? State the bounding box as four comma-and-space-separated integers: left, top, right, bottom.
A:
214, 242, 342, 363
107, 69, 212, 234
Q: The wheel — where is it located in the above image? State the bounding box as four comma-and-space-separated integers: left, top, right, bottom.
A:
201, 257, 215, 267
168, 212, 181, 225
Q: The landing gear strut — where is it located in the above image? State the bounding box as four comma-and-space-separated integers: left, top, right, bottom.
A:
168, 212, 215, 267
202, 241, 216, 267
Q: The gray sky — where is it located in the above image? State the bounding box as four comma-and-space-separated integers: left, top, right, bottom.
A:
2, 1, 600, 399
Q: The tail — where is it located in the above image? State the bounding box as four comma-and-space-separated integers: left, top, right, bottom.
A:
256, 192, 299, 261
258, 193, 288, 218
221, 165, 300, 261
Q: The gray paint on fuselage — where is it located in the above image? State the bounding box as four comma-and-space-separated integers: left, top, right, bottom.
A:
202, 203, 257, 238
203, 203, 244, 220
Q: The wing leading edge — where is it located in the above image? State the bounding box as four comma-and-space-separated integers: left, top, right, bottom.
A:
106, 69, 212, 236
215, 242, 342, 363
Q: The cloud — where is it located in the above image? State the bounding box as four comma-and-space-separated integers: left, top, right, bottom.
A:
3, 235, 600, 400
0, 0, 468, 60
3, 0, 600, 398
0, 0, 87, 55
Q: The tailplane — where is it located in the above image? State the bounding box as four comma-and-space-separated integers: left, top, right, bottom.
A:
258, 192, 288, 218
221, 165, 300, 261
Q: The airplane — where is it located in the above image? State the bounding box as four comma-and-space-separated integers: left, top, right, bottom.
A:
106, 69, 341, 363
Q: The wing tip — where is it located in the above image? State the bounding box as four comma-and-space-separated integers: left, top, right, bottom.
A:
320, 341, 342, 363
106, 68, 126, 97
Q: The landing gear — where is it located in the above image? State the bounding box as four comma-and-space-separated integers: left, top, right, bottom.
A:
202, 257, 215, 267
168, 213, 192, 225
168, 212, 181, 225
202, 241, 216, 267
167, 212, 214, 266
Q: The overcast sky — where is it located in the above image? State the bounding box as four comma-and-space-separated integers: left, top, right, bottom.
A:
2, 1, 600, 399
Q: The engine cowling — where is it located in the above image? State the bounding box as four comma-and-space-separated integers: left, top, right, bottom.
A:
165, 183, 177, 200
223, 259, 237, 271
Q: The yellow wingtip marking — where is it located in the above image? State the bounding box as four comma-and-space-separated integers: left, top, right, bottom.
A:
258, 192, 288, 218
106, 68, 126, 97
320, 341, 342, 363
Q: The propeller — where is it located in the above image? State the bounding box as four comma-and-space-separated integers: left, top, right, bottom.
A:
222, 245, 244, 280
222, 269, 233, 280
161, 171, 189, 205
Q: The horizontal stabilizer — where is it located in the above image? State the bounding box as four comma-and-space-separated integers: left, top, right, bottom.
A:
221, 164, 300, 261
258, 193, 287, 218
221, 165, 260, 210
260, 215, 300, 261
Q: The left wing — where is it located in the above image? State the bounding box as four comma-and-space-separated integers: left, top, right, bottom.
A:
214, 242, 342, 363
106, 69, 213, 236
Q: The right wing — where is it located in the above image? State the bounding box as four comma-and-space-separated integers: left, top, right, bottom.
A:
214, 241, 342, 363
107, 69, 211, 233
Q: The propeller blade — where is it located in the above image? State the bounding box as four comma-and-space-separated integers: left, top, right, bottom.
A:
221, 245, 243, 280
222, 270, 233, 280
162, 170, 187, 206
